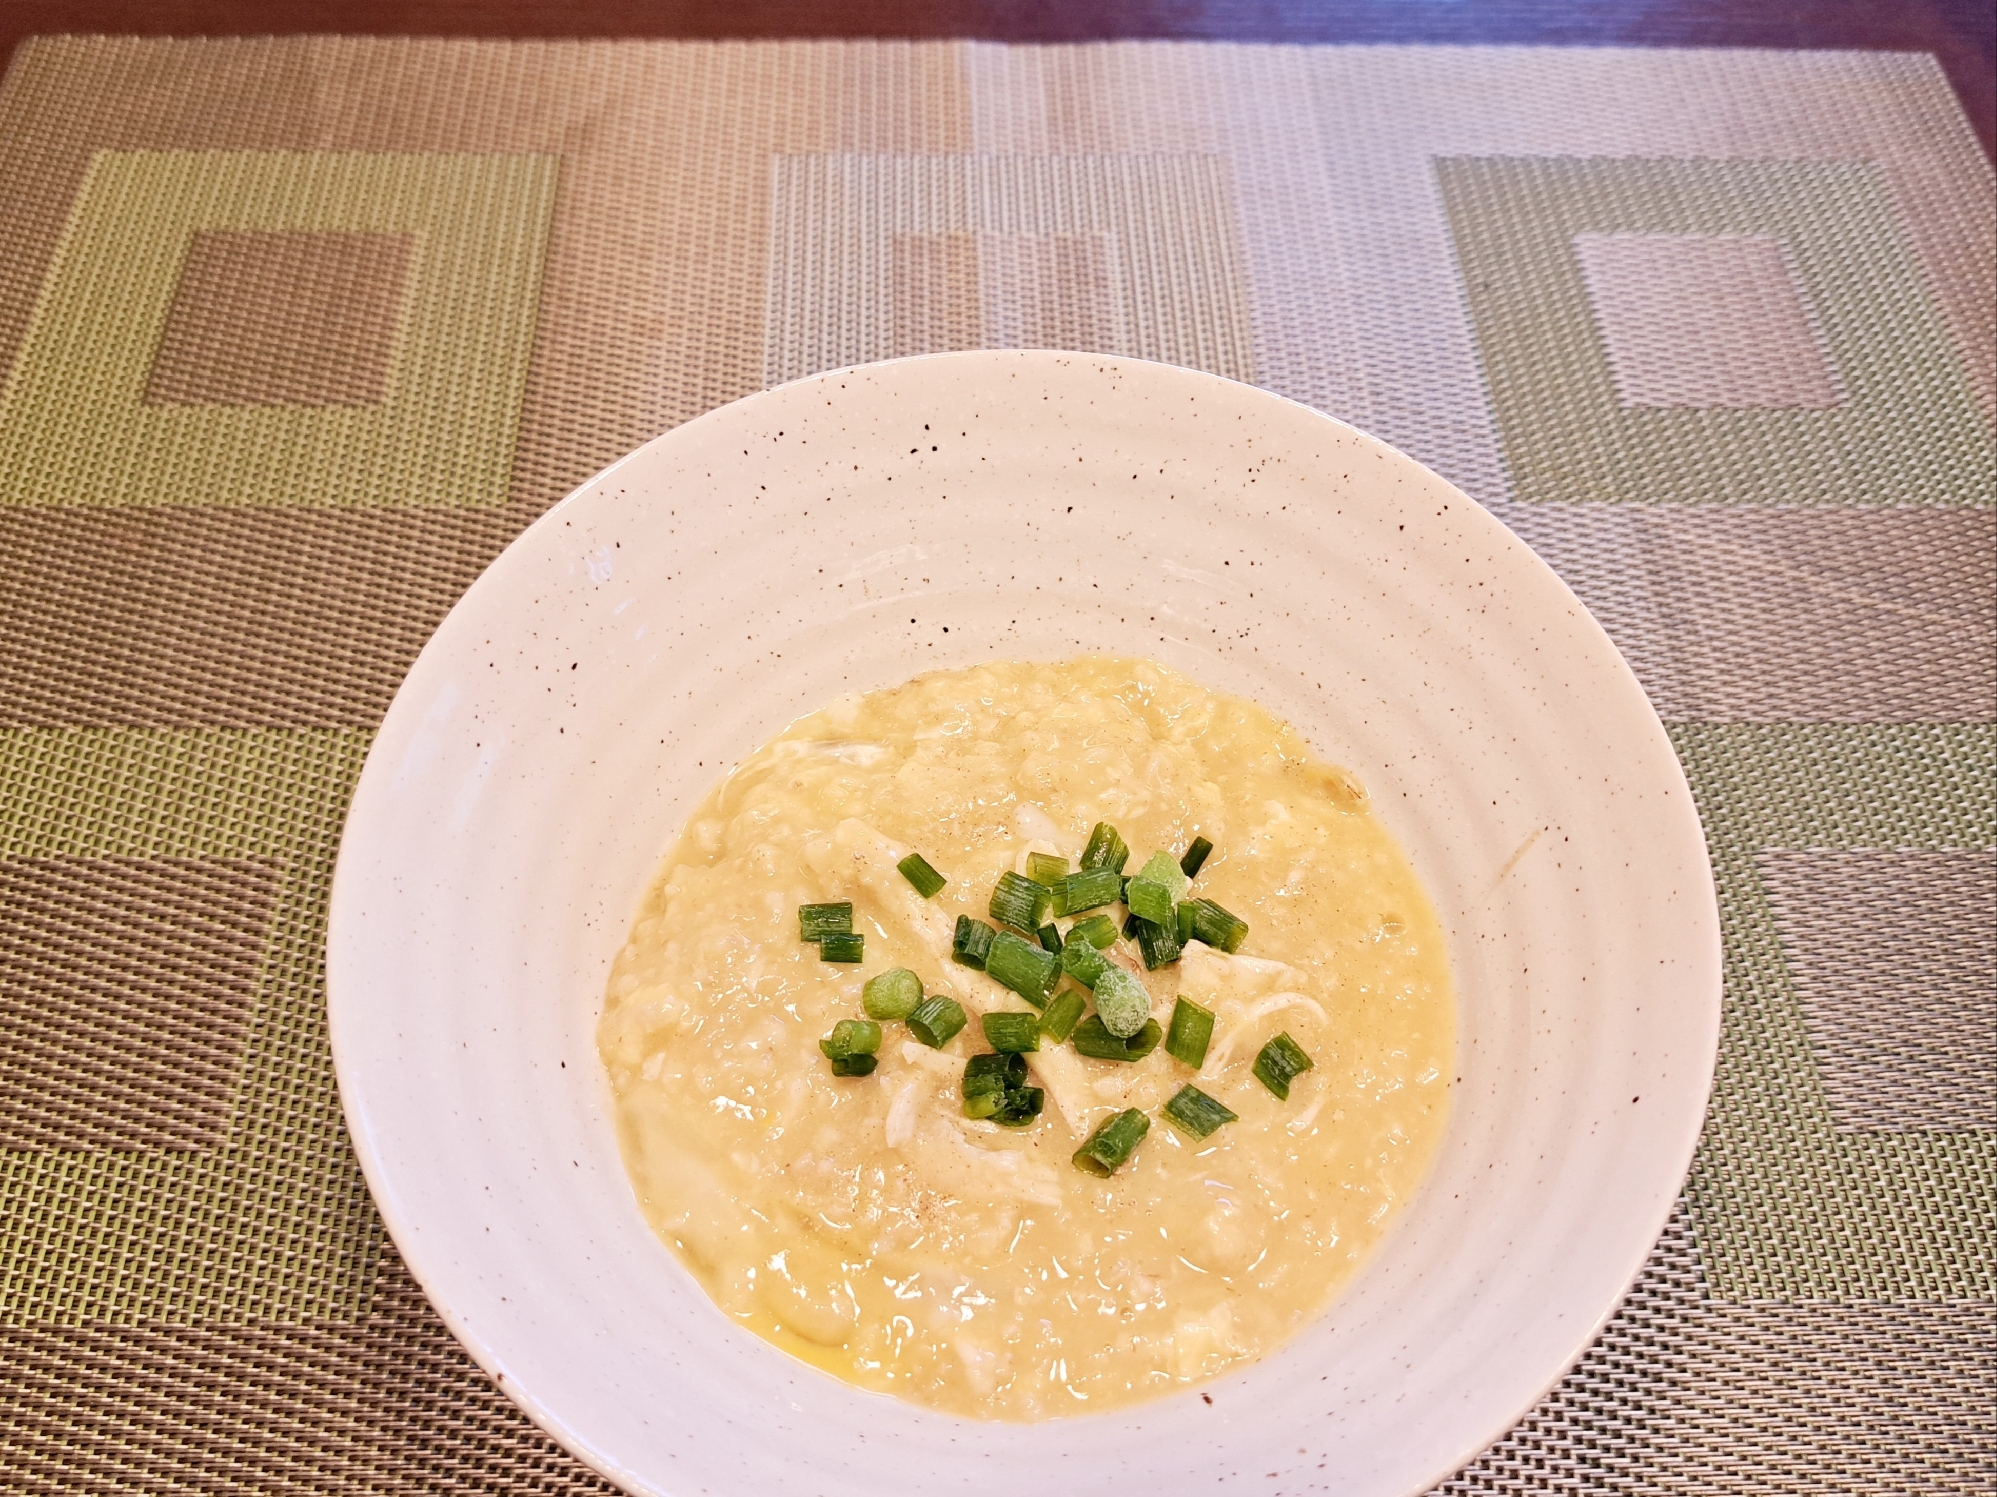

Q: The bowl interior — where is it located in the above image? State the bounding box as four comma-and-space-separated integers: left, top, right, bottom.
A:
328, 351, 1720, 1497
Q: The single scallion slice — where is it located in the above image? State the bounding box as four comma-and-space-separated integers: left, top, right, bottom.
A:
1175, 900, 1197, 942
907, 995, 968, 1049
1058, 867, 1123, 915
1179, 836, 1214, 879
992, 1087, 1045, 1127
1025, 851, 1068, 887
1036, 923, 1064, 955
985, 930, 1061, 1007
962, 1051, 1027, 1116
1091, 965, 1151, 1039
1067, 913, 1118, 949
1187, 897, 1249, 954
1079, 821, 1130, 875
1253, 1031, 1315, 1099
862, 967, 923, 1021
897, 853, 947, 899
1069, 1015, 1163, 1063
1129, 913, 1183, 971
818, 932, 864, 963
952, 915, 997, 970
961, 1051, 1041, 1126
1039, 988, 1086, 1044
828, 1053, 878, 1077
1162, 1084, 1237, 1140
819, 1019, 883, 1061
1060, 930, 1109, 989
1164, 996, 1216, 1067
1124, 851, 1190, 927
963, 1050, 1027, 1096
982, 1011, 1041, 1053
990, 870, 1053, 933
798, 902, 853, 941
1072, 1108, 1150, 1176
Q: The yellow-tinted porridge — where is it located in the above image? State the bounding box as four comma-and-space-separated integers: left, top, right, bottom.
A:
597, 657, 1454, 1418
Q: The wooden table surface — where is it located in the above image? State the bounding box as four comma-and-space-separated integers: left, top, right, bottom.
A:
3, 0, 1992, 160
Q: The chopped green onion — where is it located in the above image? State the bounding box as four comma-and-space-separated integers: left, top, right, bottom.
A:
828, 1053, 878, 1077
952, 915, 997, 970
1253, 1031, 1315, 1099
907, 995, 968, 1049
1165, 997, 1216, 1067
1091, 965, 1152, 1039
961, 1051, 1042, 1127
1079, 821, 1130, 875
1058, 867, 1123, 915
1026, 851, 1068, 887
1067, 913, 1118, 949
819, 1019, 883, 1061
1072, 1108, 1150, 1176
1060, 930, 1109, 988
819, 932, 865, 963
1129, 913, 1182, 970
1125, 851, 1190, 926
862, 967, 923, 1021
1187, 897, 1249, 954
1039, 988, 1086, 1044
798, 902, 852, 941
1179, 836, 1214, 879
1069, 1015, 1162, 1063
990, 870, 1053, 932
1037, 923, 1064, 955
964, 1050, 1027, 1093
982, 1011, 1041, 1053
897, 853, 947, 899
1175, 900, 1196, 942
962, 1051, 1027, 1116
985, 930, 1061, 1007
1162, 1084, 1237, 1139
992, 1087, 1046, 1128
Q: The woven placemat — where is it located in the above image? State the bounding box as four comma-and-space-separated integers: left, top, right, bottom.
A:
0, 37, 1990, 1494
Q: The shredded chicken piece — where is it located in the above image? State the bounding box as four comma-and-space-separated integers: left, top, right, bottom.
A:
885, 1079, 923, 1148
816, 819, 1095, 1134
1025, 1044, 1099, 1136
1179, 943, 1304, 996
1205, 992, 1330, 1072
899, 1040, 960, 1077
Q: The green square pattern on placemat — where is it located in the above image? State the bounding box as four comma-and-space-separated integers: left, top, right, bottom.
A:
0, 730, 380, 1324
1436, 156, 1995, 507
1676, 723, 1996, 1302
0, 151, 556, 509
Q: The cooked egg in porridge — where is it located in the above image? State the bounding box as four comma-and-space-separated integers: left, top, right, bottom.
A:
597, 658, 1454, 1419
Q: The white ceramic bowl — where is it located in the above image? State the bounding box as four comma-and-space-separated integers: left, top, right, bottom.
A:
328, 351, 1720, 1496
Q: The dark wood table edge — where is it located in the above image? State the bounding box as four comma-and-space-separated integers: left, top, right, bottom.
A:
0, 1, 1989, 160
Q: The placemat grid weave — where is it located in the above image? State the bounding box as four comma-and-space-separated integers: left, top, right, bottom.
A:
0, 36, 1989, 1494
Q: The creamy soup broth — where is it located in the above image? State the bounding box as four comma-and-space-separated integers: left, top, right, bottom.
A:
597, 657, 1454, 1418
